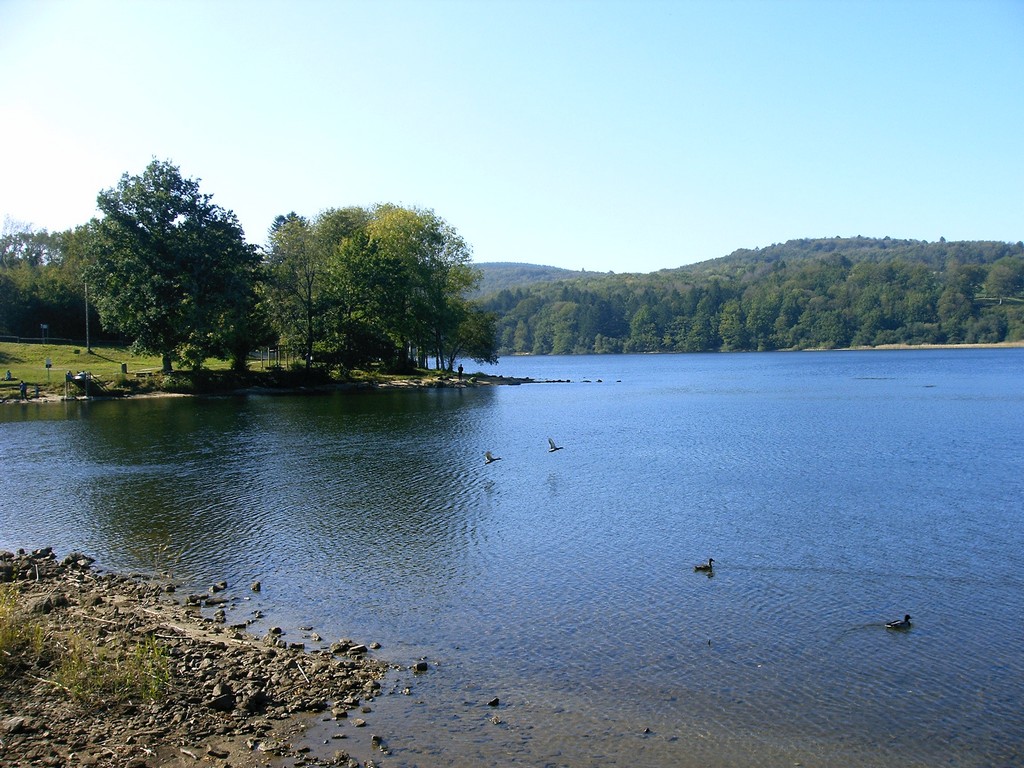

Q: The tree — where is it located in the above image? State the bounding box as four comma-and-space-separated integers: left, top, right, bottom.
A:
625, 304, 658, 352
718, 299, 748, 350
265, 213, 323, 369
984, 257, 1024, 304
361, 205, 481, 370
89, 160, 259, 372
442, 304, 499, 369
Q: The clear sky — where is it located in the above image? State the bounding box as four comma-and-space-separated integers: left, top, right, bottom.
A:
1, 0, 1021, 273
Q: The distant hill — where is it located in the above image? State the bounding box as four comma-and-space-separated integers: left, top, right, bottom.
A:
474, 237, 1024, 292
471, 237, 1024, 355
471, 262, 595, 298
682, 236, 1024, 278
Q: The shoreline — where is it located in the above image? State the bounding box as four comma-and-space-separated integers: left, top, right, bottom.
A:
0, 373, 541, 407
3, 341, 1021, 407
0, 547, 398, 767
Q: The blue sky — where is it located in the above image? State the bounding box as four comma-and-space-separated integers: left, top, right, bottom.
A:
1, 0, 1021, 273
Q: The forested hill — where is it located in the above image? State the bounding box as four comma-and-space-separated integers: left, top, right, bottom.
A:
471, 262, 593, 297
475, 237, 1024, 355
686, 236, 1022, 277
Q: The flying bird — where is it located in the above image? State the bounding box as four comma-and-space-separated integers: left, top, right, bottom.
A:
547, 437, 564, 452
484, 451, 502, 464
693, 558, 715, 572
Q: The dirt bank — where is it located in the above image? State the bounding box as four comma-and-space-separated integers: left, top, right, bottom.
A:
0, 548, 394, 768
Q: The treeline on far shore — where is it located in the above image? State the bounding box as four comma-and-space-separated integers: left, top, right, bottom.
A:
3, 158, 1022, 369
476, 237, 1024, 354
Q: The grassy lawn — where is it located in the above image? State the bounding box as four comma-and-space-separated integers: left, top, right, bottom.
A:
0, 341, 461, 400
0, 342, 231, 397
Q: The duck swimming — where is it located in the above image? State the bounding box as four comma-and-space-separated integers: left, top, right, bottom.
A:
693, 558, 714, 572
886, 614, 912, 630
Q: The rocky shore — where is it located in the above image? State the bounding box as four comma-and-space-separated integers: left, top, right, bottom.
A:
1, 372, 541, 406
0, 548, 396, 768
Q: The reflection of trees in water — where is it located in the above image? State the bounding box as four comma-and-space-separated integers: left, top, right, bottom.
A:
73, 390, 496, 589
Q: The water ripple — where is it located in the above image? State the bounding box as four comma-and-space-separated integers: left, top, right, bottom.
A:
3, 351, 1023, 767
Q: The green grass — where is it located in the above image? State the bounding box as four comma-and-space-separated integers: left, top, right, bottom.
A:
0, 341, 232, 396
1, 340, 466, 399
53, 631, 171, 704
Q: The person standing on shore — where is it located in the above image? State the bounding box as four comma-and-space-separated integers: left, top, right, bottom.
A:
19, 381, 27, 399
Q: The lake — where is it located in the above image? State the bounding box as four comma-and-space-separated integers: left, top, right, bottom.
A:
2, 349, 1023, 767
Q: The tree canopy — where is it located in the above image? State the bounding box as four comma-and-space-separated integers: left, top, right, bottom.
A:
88, 160, 261, 371
262, 203, 494, 373
476, 237, 1024, 354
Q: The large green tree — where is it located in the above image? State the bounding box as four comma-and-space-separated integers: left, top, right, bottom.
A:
361, 205, 484, 370
89, 160, 259, 372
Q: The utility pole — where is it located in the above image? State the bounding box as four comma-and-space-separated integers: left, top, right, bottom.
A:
85, 281, 92, 353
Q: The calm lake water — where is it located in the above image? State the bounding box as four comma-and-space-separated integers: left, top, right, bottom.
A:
2, 349, 1023, 767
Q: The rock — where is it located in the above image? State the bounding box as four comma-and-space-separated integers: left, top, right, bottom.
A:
250, 580, 261, 592
1, 716, 30, 734
348, 644, 368, 655
239, 688, 269, 713
206, 682, 236, 712
29, 593, 69, 614
263, 633, 286, 648
209, 581, 227, 593
487, 697, 500, 707
413, 660, 429, 672
61, 552, 94, 568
